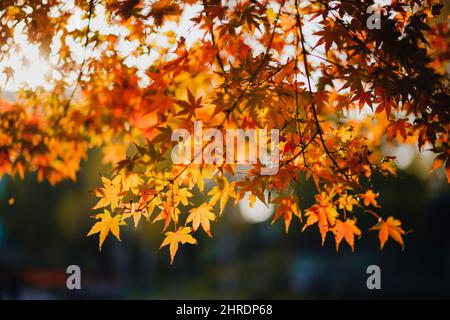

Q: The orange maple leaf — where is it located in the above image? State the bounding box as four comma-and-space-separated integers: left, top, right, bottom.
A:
302, 192, 338, 244
360, 190, 380, 207
333, 219, 361, 252
370, 216, 406, 250
431, 151, 450, 183
272, 195, 302, 233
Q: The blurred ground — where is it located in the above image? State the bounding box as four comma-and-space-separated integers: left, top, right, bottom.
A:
0, 149, 449, 299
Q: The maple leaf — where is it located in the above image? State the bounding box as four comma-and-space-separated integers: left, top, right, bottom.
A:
302, 192, 339, 244
149, 0, 181, 27
333, 219, 361, 252
386, 119, 412, 141
121, 173, 144, 194
160, 226, 197, 264
171, 183, 193, 207
313, 22, 343, 53
92, 176, 123, 210
338, 194, 358, 212
121, 201, 149, 228
87, 209, 123, 251
153, 201, 181, 231
379, 156, 397, 177
351, 91, 373, 111
110, 0, 142, 19
185, 166, 205, 192
2, 66, 14, 84
374, 87, 393, 119
283, 140, 295, 155
370, 216, 406, 250
176, 88, 203, 116
207, 177, 234, 215
271, 195, 302, 233
431, 150, 450, 183
360, 190, 380, 207
186, 203, 216, 236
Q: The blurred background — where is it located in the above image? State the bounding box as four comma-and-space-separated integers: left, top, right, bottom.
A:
0, 147, 449, 299
0, 0, 449, 300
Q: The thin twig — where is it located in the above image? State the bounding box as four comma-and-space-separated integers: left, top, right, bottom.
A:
295, 1, 360, 190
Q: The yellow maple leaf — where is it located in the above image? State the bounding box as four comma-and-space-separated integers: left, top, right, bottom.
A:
121, 173, 143, 194
153, 201, 181, 231
379, 158, 397, 176
171, 183, 192, 206
186, 203, 216, 236
87, 209, 122, 251
101, 143, 127, 166
207, 177, 234, 215
121, 201, 149, 228
160, 226, 197, 264
92, 176, 123, 210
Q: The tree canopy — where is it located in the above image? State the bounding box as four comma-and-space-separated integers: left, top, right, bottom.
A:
0, 0, 448, 263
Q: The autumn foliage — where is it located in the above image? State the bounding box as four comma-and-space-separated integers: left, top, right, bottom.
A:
0, 0, 449, 263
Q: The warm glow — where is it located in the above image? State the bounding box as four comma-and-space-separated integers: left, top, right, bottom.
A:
0, 21, 54, 91
239, 192, 275, 224
1, 47, 52, 91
